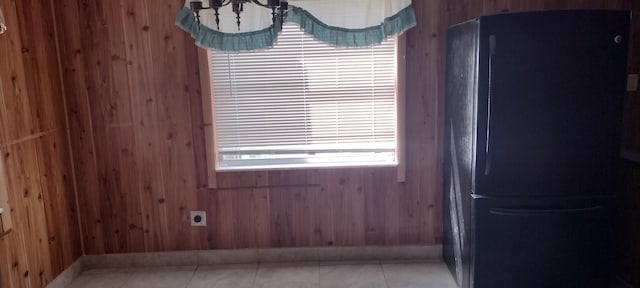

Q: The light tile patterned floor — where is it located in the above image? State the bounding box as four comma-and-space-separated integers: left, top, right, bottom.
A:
66, 261, 457, 288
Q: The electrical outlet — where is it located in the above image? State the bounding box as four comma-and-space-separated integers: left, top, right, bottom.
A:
190, 211, 206, 227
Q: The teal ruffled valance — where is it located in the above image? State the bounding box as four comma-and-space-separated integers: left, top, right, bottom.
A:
176, 7, 282, 51
176, 4, 416, 51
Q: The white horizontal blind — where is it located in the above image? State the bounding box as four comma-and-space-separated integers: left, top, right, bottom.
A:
210, 23, 397, 170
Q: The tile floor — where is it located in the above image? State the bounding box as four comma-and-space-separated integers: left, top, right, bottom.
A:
66, 261, 457, 288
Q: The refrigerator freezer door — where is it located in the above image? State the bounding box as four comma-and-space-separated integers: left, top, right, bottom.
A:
471, 196, 613, 288
474, 10, 630, 197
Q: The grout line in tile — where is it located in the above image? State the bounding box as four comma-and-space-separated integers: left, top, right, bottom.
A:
115, 271, 135, 288
183, 267, 198, 288
316, 248, 321, 288
317, 247, 322, 288
379, 261, 391, 288
319, 259, 382, 266
377, 261, 389, 288
317, 261, 321, 288
317, 262, 321, 288
382, 258, 442, 264
251, 262, 260, 288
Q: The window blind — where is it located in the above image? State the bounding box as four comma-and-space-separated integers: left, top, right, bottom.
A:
210, 23, 398, 170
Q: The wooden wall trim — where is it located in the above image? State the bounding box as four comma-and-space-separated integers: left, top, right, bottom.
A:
0, 148, 12, 234
198, 48, 218, 188
396, 34, 407, 183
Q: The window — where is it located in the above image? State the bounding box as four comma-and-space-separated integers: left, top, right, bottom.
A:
203, 23, 403, 171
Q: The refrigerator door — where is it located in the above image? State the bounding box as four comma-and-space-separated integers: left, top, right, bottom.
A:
471, 196, 613, 288
474, 10, 630, 197
443, 19, 479, 288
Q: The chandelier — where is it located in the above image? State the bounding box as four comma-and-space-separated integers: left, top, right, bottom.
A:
190, 0, 289, 30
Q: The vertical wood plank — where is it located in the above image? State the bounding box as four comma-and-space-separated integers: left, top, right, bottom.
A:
484, 0, 510, 15
146, 0, 202, 251
431, 0, 449, 245
14, 0, 67, 134
383, 174, 401, 245
214, 189, 235, 249
82, 0, 117, 255
269, 186, 294, 247
104, 0, 134, 126
363, 168, 399, 245
235, 172, 270, 248
402, 0, 436, 245
103, 127, 145, 253
0, 232, 30, 288
0, 0, 34, 142
0, 147, 28, 288
122, 0, 170, 252
117, 128, 146, 253
291, 186, 314, 247
83, 0, 125, 253
269, 170, 313, 247
196, 188, 217, 249
310, 170, 334, 247
35, 131, 82, 275
5, 141, 53, 286
53, 0, 106, 255
0, 68, 7, 147
234, 188, 270, 248
329, 169, 366, 246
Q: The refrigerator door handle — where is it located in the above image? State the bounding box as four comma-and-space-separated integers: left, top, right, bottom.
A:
484, 35, 496, 176
489, 206, 603, 216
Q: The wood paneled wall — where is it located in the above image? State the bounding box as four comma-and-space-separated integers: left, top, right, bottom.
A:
0, 0, 82, 287
54, 0, 444, 255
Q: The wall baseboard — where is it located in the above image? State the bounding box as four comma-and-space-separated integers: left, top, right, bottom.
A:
46, 257, 85, 288
83, 245, 442, 269
46, 245, 442, 287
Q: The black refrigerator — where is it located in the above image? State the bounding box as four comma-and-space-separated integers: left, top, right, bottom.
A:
443, 10, 630, 288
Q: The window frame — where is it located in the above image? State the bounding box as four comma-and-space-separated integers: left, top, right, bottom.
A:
198, 35, 407, 188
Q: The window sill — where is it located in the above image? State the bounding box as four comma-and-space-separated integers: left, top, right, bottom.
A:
215, 162, 399, 173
